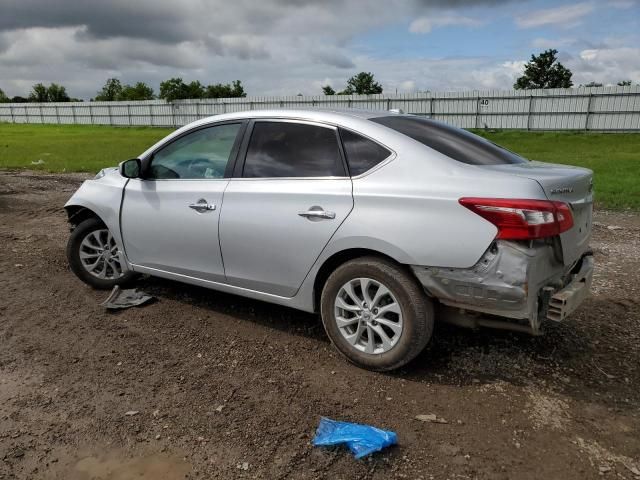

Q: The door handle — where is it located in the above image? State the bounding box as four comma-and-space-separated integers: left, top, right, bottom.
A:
298, 207, 336, 220
189, 199, 216, 212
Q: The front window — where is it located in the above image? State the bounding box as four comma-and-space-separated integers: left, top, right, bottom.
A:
147, 123, 242, 179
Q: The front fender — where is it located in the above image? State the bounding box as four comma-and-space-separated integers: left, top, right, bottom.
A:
64, 173, 130, 268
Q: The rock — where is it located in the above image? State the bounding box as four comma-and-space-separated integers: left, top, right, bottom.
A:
124, 410, 139, 416
607, 225, 623, 231
152, 409, 160, 418
155, 434, 161, 440
438, 443, 460, 456
599, 465, 611, 473
415, 414, 448, 424
624, 464, 640, 476
13, 449, 25, 458
215, 405, 224, 413
237, 462, 249, 470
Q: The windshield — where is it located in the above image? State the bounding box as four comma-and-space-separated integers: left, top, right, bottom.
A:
370, 116, 528, 165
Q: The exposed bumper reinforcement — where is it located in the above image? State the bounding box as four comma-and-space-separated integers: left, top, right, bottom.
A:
411, 240, 593, 334
547, 255, 593, 322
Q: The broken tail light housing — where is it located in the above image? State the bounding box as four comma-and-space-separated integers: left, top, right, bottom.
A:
459, 198, 573, 240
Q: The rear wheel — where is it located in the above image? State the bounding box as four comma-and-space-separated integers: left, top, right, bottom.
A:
320, 256, 434, 371
66, 218, 136, 289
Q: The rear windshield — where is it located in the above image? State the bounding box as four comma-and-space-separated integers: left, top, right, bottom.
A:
370, 116, 528, 165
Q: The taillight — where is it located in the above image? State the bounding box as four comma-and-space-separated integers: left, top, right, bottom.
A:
459, 198, 573, 240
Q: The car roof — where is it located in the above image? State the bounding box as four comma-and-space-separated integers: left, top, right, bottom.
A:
139, 109, 409, 160
193, 108, 397, 125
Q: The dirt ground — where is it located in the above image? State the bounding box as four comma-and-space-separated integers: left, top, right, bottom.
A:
0, 170, 639, 480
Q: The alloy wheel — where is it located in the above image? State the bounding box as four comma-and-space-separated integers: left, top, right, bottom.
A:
334, 277, 403, 355
79, 229, 124, 280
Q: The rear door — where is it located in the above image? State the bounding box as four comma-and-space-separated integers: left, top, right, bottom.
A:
219, 120, 353, 297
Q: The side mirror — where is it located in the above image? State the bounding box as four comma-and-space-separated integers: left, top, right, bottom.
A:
119, 158, 141, 179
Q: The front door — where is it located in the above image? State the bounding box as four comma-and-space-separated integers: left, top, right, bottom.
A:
121, 122, 244, 281
219, 120, 353, 297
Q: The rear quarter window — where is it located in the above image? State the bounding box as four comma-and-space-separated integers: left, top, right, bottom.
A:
370, 116, 527, 166
339, 128, 391, 176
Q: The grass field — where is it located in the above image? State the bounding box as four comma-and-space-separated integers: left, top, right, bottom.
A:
0, 124, 173, 173
1, 123, 638, 210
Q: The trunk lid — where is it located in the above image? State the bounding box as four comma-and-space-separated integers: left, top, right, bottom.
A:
483, 161, 593, 266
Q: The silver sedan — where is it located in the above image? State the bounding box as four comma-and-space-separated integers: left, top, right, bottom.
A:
65, 109, 594, 371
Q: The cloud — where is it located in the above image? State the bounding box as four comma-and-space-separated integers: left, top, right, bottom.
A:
531, 37, 579, 49
398, 80, 416, 92
311, 49, 355, 69
516, 2, 595, 29
0, 0, 637, 99
568, 47, 640, 84
409, 14, 483, 34
608, 0, 638, 8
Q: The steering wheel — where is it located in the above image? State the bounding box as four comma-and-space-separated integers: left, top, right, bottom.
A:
185, 158, 225, 179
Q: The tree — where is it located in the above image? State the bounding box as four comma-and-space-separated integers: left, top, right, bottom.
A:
159, 78, 203, 101
186, 80, 205, 99
11, 96, 28, 103
95, 78, 123, 101
161, 77, 246, 101
27, 82, 72, 102
47, 83, 70, 102
322, 85, 335, 95
617, 80, 632, 86
582, 81, 603, 88
0, 88, 8, 103
230, 80, 246, 98
118, 82, 155, 101
514, 49, 573, 89
29, 83, 49, 102
159, 77, 188, 102
204, 80, 246, 98
341, 72, 383, 94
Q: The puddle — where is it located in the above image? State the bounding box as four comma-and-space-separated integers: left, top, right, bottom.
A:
72, 453, 191, 480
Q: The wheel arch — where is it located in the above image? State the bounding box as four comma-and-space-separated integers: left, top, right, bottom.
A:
312, 247, 417, 312
64, 205, 105, 229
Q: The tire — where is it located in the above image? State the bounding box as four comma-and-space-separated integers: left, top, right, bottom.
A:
320, 256, 434, 372
66, 217, 136, 289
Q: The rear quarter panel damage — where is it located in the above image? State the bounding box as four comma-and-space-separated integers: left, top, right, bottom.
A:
411, 240, 564, 323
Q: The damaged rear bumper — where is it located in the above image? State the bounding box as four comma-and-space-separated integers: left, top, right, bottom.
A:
411, 240, 594, 334
546, 255, 593, 322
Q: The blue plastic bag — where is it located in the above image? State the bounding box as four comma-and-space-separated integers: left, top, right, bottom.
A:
313, 417, 397, 459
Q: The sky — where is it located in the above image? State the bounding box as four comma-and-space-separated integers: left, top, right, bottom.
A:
0, 0, 638, 100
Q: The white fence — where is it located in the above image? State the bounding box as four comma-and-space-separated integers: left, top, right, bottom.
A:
1, 85, 639, 131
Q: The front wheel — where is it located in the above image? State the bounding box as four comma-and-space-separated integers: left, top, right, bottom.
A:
320, 256, 434, 371
66, 218, 136, 289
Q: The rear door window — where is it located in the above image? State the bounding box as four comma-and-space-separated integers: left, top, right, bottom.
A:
370, 116, 527, 165
243, 121, 345, 178
339, 129, 391, 176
